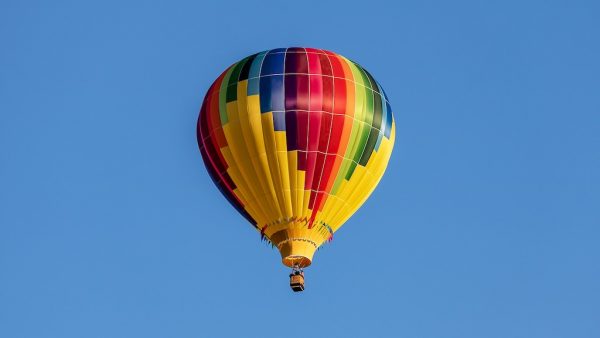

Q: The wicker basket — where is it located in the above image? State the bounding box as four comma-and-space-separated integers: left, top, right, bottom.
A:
289, 274, 305, 292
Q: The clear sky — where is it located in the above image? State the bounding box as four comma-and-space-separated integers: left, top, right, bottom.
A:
1, 1, 599, 337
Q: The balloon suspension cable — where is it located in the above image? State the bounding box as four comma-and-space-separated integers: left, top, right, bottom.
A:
291, 263, 303, 274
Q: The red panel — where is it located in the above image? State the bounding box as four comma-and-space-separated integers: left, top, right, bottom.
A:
303, 51, 324, 208
309, 53, 348, 218
316, 154, 338, 209
308, 151, 327, 209
304, 112, 322, 191
329, 54, 346, 79
309, 53, 335, 210
295, 110, 309, 171
287, 74, 309, 111
304, 47, 322, 55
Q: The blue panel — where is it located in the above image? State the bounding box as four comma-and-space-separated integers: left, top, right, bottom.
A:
261, 52, 285, 75
249, 52, 266, 79
374, 128, 384, 150
259, 75, 284, 113
248, 77, 260, 96
384, 101, 393, 138
273, 111, 286, 131
377, 99, 388, 149
247, 52, 266, 96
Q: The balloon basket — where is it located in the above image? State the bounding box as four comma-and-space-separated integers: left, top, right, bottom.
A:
289, 267, 305, 292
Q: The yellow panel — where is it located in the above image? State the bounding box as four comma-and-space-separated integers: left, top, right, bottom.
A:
320, 178, 348, 223
235, 84, 282, 226
331, 124, 396, 229
220, 145, 269, 225
223, 105, 279, 223
275, 131, 293, 218
275, 131, 294, 219
260, 113, 285, 220
287, 151, 299, 216
296, 170, 306, 219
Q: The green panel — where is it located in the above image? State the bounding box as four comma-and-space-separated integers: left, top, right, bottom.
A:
341, 62, 367, 180
331, 157, 351, 195
359, 87, 384, 165
350, 72, 374, 170
226, 57, 248, 103
218, 66, 234, 125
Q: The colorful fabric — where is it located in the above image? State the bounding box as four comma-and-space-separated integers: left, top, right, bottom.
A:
197, 47, 395, 262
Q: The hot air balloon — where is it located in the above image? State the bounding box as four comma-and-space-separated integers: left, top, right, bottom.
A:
197, 47, 395, 292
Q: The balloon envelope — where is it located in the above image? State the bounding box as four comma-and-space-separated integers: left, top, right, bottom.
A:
197, 47, 395, 267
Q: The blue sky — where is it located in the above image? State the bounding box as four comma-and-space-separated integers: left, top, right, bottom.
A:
1, 0, 599, 337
